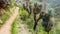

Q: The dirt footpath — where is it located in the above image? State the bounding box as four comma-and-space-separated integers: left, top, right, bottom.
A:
0, 7, 19, 34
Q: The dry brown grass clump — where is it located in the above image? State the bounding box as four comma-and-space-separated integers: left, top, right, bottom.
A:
0, 0, 10, 17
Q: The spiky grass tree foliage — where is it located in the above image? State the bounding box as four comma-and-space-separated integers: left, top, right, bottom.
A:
0, 0, 11, 17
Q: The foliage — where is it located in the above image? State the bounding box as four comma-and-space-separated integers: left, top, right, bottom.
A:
9, 0, 16, 6
54, 6, 60, 18
11, 19, 18, 34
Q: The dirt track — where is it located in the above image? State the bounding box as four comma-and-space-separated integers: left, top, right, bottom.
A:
0, 7, 19, 34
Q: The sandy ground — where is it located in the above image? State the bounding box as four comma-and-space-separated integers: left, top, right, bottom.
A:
0, 7, 19, 34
